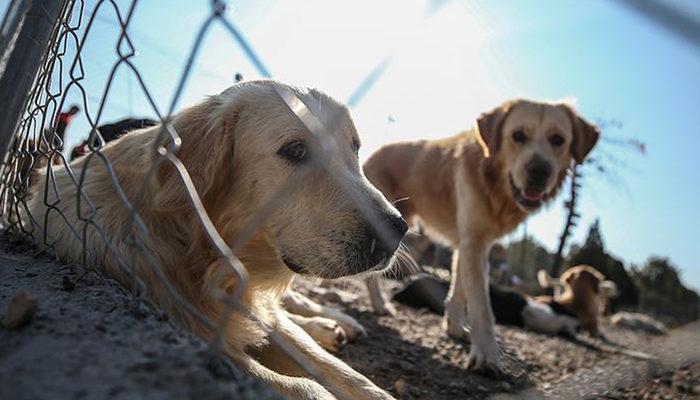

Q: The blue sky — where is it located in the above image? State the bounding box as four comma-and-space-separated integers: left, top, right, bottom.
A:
2, 0, 699, 288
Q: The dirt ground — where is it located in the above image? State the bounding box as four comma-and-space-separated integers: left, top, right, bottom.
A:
1, 237, 699, 400
294, 278, 700, 400
0, 240, 281, 400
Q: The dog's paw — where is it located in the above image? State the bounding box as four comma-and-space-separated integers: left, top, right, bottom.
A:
373, 301, 397, 317
333, 314, 367, 341
443, 318, 471, 342
307, 317, 348, 353
466, 337, 501, 376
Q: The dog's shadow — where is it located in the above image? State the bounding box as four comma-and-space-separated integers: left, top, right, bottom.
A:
336, 307, 533, 399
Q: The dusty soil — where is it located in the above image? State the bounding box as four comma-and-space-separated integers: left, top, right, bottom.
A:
0, 240, 281, 400
1, 234, 698, 400
294, 278, 700, 400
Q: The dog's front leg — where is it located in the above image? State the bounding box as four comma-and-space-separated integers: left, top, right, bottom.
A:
444, 237, 499, 370
231, 351, 337, 400
274, 311, 395, 400
461, 238, 499, 372
283, 290, 366, 340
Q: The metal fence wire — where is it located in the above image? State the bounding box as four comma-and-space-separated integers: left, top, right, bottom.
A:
0, 1, 399, 398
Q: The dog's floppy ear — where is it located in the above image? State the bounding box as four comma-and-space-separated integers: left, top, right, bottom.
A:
561, 268, 577, 286
153, 94, 240, 211
476, 102, 512, 158
202, 259, 240, 300
563, 105, 599, 164
581, 267, 605, 293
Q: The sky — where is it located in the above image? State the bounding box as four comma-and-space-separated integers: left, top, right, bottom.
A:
2, 0, 699, 288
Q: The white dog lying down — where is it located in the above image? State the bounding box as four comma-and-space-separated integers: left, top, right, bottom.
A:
610, 312, 668, 335
27, 80, 407, 400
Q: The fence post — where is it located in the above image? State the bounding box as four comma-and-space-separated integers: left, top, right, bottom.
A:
0, 0, 66, 170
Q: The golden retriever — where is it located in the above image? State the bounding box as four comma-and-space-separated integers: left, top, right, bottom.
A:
363, 99, 599, 372
26, 80, 407, 400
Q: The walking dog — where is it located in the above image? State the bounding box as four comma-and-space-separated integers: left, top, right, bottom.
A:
27, 80, 407, 400
363, 99, 599, 372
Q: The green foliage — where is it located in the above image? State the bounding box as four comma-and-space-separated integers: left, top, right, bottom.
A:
505, 235, 553, 291
631, 257, 700, 325
565, 220, 639, 308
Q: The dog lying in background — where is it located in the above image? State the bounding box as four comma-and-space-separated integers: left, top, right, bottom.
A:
537, 265, 606, 336
27, 80, 407, 400
393, 273, 580, 336
610, 312, 667, 335
364, 99, 599, 371
70, 118, 158, 160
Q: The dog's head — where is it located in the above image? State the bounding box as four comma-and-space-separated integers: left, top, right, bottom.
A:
561, 265, 605, 295
156, 80, 407, 279
477, 99, 599, 211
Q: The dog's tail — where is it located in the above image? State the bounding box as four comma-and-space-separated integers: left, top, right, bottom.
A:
537, 269, 563, 289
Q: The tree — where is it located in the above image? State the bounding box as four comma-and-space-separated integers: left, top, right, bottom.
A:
551, 119, 646, 277
632, 257, 700, 325
505, 235, 553, 291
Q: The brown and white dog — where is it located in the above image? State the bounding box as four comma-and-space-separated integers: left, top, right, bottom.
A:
537, 265, 606, 336
363, 99, 599, 372
27, 80, 407, 400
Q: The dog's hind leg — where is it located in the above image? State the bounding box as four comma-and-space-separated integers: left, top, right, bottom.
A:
366, 275, 397, 316
282, 290, 366, 341
443, 249, 467, 338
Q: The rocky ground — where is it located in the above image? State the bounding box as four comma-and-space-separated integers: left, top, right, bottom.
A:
294, 278, 700, 400
1, 237, 698, 400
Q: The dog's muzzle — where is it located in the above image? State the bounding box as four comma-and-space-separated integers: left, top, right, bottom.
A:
510, 174, 546, 210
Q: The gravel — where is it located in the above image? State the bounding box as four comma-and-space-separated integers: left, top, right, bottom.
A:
293, 277, 700, 400
1, 235, 698, 400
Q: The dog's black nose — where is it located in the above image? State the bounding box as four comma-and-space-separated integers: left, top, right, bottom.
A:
389, 214, 409, 239
526, 157, 552, 189
369, 214, 408, 262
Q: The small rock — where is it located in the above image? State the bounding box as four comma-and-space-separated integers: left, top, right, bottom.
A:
691, 384, 700, 395
394, 378, 409, 398
62, 275, 75, 291
206, 354, 237, 380
161, 331, 179, 344
1, 290, 38, 329
676, 382, 691, 393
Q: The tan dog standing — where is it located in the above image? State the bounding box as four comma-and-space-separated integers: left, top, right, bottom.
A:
363, 99, 599, 372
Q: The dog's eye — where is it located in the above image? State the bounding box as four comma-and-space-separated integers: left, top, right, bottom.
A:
278, 140, 308, 163
352, 138, 360, 154
549, 134, 565, 147
512, 130, 527, 144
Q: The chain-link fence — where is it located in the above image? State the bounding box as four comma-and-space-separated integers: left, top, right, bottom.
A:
0, 1, 411, 398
